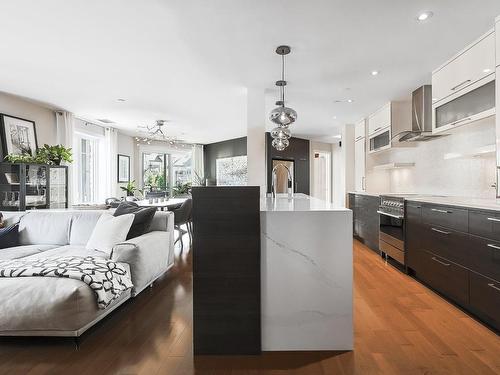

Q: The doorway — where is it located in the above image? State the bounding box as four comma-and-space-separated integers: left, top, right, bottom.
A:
312, 150, 331, 202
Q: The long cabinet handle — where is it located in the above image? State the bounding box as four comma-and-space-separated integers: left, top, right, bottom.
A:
487, 283, 500, 292
431, 256, 451, 267
487, 244, 500, 250
431, 227, 450, 235
374, 127, 382, 132
487, 217, 500, 222
451, 79, 472, 91
431, 208, 450, 214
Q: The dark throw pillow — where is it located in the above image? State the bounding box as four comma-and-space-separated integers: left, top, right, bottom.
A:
0, 223, 20, 249
113, 202, 157, 240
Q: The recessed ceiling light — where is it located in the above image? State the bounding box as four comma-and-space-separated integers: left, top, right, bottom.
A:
483, 68, 492, 73
333, 116, 337, 119
371, 70, 379, 76
347, 99, 354, 103
417, 11, 433, 22
116, 98, 126, 102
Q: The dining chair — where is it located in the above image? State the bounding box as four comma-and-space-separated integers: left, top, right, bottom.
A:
172, 198, 193, 252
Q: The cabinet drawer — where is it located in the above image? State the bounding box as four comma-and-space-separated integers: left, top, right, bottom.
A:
421, 225, 469, 265
422, 205, 468, 232
469, 272, 500, 331
468, 210, 500, 241
415, 251, 469, 306
467, 235, 500, 281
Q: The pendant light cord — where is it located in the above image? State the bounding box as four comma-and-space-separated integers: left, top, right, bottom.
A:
281, 54, 285, 106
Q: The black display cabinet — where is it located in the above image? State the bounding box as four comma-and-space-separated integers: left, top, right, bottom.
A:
0, 163, 68, 211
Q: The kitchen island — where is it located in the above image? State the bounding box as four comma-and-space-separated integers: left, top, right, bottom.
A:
260, 194, 353, 351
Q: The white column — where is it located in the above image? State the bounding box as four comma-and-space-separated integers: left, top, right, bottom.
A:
332, 124, 355, 207
246, 88, 267, 196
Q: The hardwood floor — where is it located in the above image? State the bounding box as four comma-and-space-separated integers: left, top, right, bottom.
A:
0, 239, 499, 374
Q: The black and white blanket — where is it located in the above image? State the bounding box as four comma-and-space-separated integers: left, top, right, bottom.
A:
0, 256, 133, 309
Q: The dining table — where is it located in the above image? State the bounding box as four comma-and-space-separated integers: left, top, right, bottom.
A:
136, 197, 187, 211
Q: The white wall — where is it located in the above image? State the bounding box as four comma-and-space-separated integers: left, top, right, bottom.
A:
246, 88, 266, 196
366, 117, 496, 198
0, 91, 56, 148
117, 132, 135, 197
310, 141, 334, 202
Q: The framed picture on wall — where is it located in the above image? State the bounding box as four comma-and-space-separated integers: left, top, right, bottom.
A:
117, 154, 130, 183
0, 114, 38, 158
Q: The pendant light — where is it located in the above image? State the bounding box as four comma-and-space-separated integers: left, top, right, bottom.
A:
269, 45, 297, 151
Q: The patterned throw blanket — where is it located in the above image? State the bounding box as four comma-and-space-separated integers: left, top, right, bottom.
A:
0, 256, 133, 309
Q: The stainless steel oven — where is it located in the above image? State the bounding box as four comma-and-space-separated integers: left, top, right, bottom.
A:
378, 195, 405, 265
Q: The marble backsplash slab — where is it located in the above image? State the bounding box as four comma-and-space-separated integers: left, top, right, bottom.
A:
366, 116, 497, 199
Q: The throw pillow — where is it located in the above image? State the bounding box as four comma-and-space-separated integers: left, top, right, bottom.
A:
113, 202, 157, 239
86, 213, 134, 256
0, 223, 19, 249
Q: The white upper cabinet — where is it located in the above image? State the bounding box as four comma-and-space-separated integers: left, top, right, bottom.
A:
432, 29, 496, 133
496, 17, 500, 67
354, 119, 366, 141
368, 103, 391, 136
354, 138, 366, 191
432, 30, 495, 105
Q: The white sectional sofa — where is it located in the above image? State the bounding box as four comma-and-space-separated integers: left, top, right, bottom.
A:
0, 209, 175, 337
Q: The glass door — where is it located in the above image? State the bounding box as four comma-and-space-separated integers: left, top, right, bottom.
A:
25, 164, 48, 209
0, 163, 21, 211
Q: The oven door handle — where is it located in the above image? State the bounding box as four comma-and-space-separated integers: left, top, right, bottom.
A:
377, 210, 404, 219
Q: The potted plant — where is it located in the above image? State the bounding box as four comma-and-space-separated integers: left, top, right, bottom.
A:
35, 144, 73, 165
5, 144, 73, 165
173, 182, 192, 197
120, 180, 138, 197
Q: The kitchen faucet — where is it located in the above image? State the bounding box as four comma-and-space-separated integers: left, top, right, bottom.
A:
271, 163, 293, 199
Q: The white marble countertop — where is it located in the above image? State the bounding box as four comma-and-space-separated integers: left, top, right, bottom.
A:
260, 194, 349, 212
348, 191, 500, 211
406, 196, 500, 211
348, 191, 386, 197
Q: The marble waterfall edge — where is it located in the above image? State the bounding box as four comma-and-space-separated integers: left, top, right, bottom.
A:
260, 201, 353, 351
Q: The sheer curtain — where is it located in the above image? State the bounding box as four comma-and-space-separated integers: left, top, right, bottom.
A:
55, 111, 75, 205
192, 144, 204, 185
103, 127, 118, 200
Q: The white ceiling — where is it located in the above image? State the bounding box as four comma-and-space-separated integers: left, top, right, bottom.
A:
1, 1, 500, 144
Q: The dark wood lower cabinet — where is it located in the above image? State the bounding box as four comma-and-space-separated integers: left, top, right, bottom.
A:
406, 201, 500, 332
349, 193, 379, 252
413, 251, 469, 307
191, 186, 261, 355
469, 272, 500, 330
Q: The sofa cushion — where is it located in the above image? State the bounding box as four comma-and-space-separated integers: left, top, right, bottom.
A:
19, 211, 72, 246
0, 224, 19, 249
86, 213, 134, 256
113, 202, 157, 239
0, 244, 58, 261
69, 211, 106, 245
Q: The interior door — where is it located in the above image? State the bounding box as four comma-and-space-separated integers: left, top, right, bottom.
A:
272, 159, 294, 193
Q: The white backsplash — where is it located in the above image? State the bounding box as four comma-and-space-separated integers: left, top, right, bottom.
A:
366, 117, 497, 198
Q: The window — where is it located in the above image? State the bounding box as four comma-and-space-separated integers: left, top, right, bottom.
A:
143, 153, 168, 191
141, 150, 192, 196
74, 133, 100, 204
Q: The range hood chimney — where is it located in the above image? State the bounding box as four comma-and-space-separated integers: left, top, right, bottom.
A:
396, 85, 446, 142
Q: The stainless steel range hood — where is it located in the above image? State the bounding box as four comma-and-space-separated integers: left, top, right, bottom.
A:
396, 85, 446, 142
